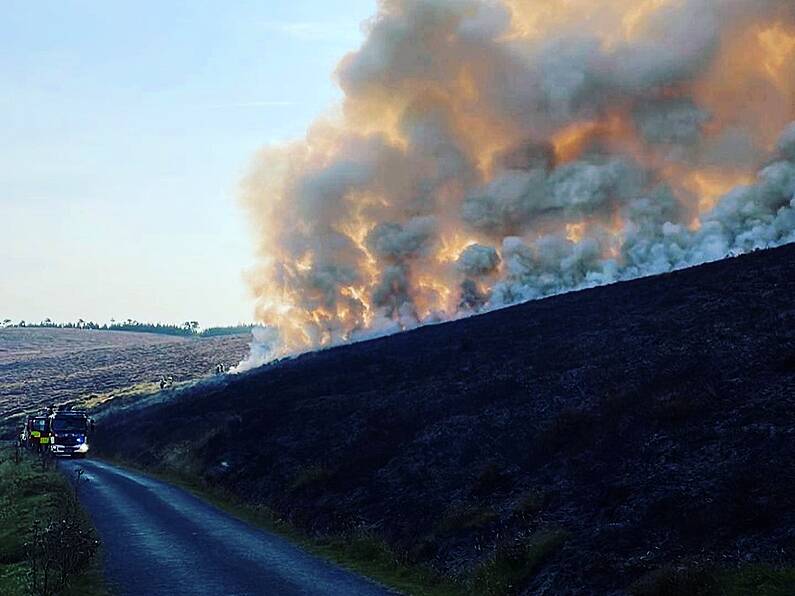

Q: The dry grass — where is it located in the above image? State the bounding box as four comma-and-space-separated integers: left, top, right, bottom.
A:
0, 328, 249, 427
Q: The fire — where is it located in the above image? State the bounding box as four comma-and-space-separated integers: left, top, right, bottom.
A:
551, 114, 637, 164
681, 169, 756, 213
414, 273, 454, 318
553, 121, 604, 164
437, 233, 479, 264
565, 223, 587, 244
238, 0, 795, 360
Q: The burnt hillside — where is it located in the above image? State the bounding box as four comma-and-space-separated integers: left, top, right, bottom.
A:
96, 244, 795, 595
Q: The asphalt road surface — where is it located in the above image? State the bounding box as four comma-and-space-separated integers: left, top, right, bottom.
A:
60, 458, 392, 596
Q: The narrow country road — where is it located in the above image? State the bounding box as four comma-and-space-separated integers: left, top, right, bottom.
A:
59, 459, 393, 596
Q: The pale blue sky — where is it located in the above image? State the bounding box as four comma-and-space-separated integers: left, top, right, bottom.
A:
0, 0, 375, 327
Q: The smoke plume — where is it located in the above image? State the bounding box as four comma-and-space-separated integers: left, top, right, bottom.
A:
237, 0, 795, 366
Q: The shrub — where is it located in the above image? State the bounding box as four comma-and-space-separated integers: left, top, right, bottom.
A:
26, 514, 100, 596
0, 449, 101, 596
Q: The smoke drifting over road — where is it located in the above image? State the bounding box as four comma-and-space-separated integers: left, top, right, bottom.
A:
238, 0, 795, 364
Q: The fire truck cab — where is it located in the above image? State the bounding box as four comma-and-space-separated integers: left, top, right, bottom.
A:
21, 414, 51, 451
49, 410, 94, 457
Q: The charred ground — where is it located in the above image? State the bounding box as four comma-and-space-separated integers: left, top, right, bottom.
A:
95, 245, 795, 595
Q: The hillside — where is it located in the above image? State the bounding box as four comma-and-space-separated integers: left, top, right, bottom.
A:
0, 329, 249, 424
94, 245, 795, 595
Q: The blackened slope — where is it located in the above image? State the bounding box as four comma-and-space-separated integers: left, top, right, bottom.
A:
96, 244, 795, 595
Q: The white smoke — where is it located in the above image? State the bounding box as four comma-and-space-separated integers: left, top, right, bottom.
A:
232, 326, 281, 373
237, 0, 795, 363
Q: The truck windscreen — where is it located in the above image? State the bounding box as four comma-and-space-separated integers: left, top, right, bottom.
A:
52, 418, 87, 432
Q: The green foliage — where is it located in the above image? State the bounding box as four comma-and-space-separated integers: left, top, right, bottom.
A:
2, 319, 258, 338
320, 530, 462, 596
0, 448, 104, 596
26, 513, 100, 595
0, 564, 28, 596
199, 325, 256, 337
471, 530, 567, 596
108, 322, 197, 336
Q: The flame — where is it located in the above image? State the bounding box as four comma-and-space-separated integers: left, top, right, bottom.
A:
240, 0, 795, 357
551, 114, 637, 163
565, 222, 587, 244
553, 121, 605, 164
438, 233, 479, 264
414, 273, 454, 318
681, 169, 756, 212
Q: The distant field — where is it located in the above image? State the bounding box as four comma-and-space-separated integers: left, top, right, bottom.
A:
0, 328, 250, 424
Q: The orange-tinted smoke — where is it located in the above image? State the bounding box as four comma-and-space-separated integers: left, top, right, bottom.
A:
239, 0, 795, 357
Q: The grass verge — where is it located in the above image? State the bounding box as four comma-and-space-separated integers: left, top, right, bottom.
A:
471, 530, 567, 596
0, 445, 106, 596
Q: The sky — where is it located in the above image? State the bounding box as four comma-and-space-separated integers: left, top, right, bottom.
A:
0, 0, 376, 327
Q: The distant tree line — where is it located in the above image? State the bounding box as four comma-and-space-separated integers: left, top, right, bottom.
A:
199, 324, 257, 337
0, 318, 256, 338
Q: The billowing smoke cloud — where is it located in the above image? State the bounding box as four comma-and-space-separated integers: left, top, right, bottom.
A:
236, 0, 795, 366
